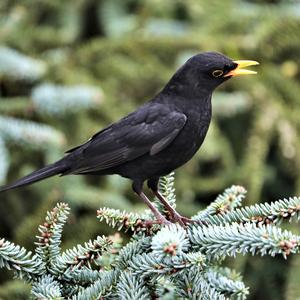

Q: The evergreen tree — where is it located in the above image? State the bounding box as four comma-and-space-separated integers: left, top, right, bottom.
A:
0, 0, 299, 298
1, 174, 300, 299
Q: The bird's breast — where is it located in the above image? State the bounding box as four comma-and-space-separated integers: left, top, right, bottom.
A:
178, 114, 210, 153
159, 104, 211, 170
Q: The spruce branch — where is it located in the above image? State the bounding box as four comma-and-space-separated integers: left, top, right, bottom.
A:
32, 83, 103, 116
205, 267, 249, 300
95, 233, 123, 269
0, 116, 65, 149
193, 185, 247, 221
0, 46, 46, 81
53, 235, 113, 277
155, 276, 177, 300
189, 222, 300, 258
176, 268, 228, 300
71, 270, 117, 300
115, 271, 150, 300
35, 203, 70, 269
116, 237, 151, 270
204, 196, 300, 226
0, 176, 300, 299
129, 251, 206, 279
154, 172, 177, 213
97, 207, 145, 232
0, 238, 44, 281
151, 224, 190, 259
62, 267, 105, 285
31, 275, 63, 300
129, 253, 172, 279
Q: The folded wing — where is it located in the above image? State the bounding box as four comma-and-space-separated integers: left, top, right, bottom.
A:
66, 104, 187, 174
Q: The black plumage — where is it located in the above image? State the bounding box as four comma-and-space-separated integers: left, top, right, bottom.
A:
0, 52, 258, 225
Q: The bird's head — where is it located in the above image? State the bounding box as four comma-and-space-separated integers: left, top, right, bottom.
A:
165, 52, 259, 94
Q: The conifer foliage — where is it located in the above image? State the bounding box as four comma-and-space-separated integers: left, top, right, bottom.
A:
1, 0, 300, 298
1, 174, 299, 299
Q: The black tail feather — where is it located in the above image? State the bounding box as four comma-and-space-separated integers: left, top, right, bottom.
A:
0, 160, 69, 192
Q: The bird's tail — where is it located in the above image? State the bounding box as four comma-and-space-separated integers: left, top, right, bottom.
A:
0, 159, 69, 192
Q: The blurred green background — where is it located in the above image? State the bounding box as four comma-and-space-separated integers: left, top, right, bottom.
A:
0, 0, 300, 299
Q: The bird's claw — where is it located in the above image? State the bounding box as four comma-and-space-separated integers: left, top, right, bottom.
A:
168, 213, 207, 227
168, 212, 194, 227
143, 218, 171, 227
142, 215, 206, 228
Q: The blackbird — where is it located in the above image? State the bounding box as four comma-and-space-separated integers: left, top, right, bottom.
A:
0, 52, 258, 225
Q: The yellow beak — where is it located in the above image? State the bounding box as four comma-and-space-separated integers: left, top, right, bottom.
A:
224, 60, 259, 77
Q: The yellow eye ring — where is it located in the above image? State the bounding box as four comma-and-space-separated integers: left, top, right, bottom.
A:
212, 70, 224, 77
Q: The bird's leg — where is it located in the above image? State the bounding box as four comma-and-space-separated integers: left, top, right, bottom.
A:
147, 178, 196, 226
132, 181, 170, 226
154, 191, 196, 226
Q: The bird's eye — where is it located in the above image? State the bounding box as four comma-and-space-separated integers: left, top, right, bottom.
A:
212, 70, 224, 77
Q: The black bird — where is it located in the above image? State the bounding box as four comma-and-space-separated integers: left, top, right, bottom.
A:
0, 52, 258, 225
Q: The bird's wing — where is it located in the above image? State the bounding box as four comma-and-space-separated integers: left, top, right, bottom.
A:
67, 104, 187, 173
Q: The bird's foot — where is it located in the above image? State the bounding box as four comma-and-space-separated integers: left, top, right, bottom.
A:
151, 190, 200, 227
143, 217, 171, 227
169, 212, 196, 227
168, 212, 208, 227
